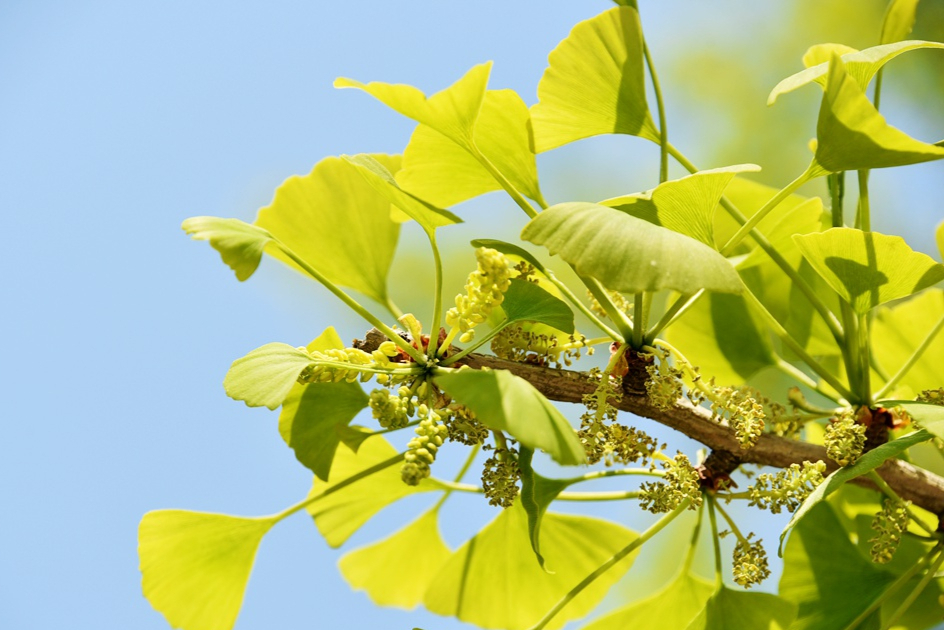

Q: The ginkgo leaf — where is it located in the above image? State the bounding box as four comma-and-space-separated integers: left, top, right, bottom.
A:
338, 509, 451, 609
522, 202, 743, 295
600, 164, 760, 247
398, 89, 543, 207
872, 290, 944, 397
768, 41, 944, 105
223, 342, 312, 410
937, 220, 944, 260
434, 367, 586, 466
499, 278, 575, 334
139, 510, 276, 630
684, 587, 796, 630
278, 328, 368, 481
580, 570, 714, 630
424, 501, 639, 630
813, 55, 944, 172
335, 63, 492, 150
713, 177, 813, 251
342, 154, 462, 231
182, 217, 275, 282
518, 447, 571, 571
875, 402, 944, 440
253, 155, 401, 304
793, 228, 944, 314
881, 0, 921, 44
307, 435, 436, 548
738, 197, 825, 270
531, 6, 658, 152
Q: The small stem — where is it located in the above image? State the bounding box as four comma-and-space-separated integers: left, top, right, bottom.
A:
440, 320, 509, 366
558, 468, 666, 485
883, 546, 944, 630
585, 276, 634, 341
643, 40, 669, 184
645, 290, 703, 343
433, 444, 481, 512
528, 499, 692, 630
584, 336, 615, 347
875, 313, 944, 399
828, 172, 845, 228
384, 297, 404, 320
857, 170, 872, 232
708, 495, 724, 587
547, 273, 621, 340
867, 471, 938, 537
632, 292, 645, 348
427, 232, 444, 358
682, 501, 706, 574
858, 312, 872, 406
720, 168, 813, 256
713, 500, 746, 543
557, 490, 640, 501
775, 358, 844, 405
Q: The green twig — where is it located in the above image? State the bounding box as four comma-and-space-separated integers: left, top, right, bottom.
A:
643, 40, 669, 184
645, 290, 703, 343
720, 168, 813, 256
707, 495, 724, 587
882, 546, 944, 630
427, 232, 444, 358
433, 444, 481, 512
682, 501, 706, 574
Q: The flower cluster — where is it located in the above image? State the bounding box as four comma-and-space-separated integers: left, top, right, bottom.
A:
298, 340, 406, 386
481, 448, 520, 508
644, 356, 685, 411
711, 386, 766, 450
401, 404, 450, 486
491, 326, 591, 369
445, 247, 512, 343
368, 386, 415, 430
748, 461, 826, 514
824, 410, 867, 466
587, 288, 632, 320
578, 368, 659, 466
732, 535, 771, 588
917, 388, 944, 406
441, 404, 489, 446
869, 498, 911, 564
639, 453, 702, 513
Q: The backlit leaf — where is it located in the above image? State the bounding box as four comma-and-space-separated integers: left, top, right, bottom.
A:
581, 570, 714, 630
684, 587, 796, 630
253, 155, 401, 303
881, 0, 921, 44
338, 509, 451, 609
531, 6, 658, 152
398, 89, 543, 207
424, 501, 638, 630
139, 510, 276, 630
522, 202, 743, 294
937, 220, 944, 260
518, 447, 571, 571
713, 178, 813, 251
793, 227, 944, 314
814, 55, 944, 172
876, 402, 944, 440
308, 435, 435, 548
872, 290, 944, 398
335, 63, 492, 150
499, 278, 575, 334
601, 164, 760, 247
223, 342, 312, 410
181, 217, 274, 282
434, 368, 586, 466
802, 43, 859, 68
738, 198, 826, 270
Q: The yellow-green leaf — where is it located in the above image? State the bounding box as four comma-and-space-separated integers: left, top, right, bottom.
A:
424, 501, 638, 630
181, 217, 274, 282
580, 570, 714, 630
793, 227, 944, 314
936, 220, 944, 260
814, 55, 944, 172
518, 447, 571, 571
872, 290, 944, 397
338, 509, 451, 609
531, 6, 658, 152
398, 89, 543, 207
335, 63, 492, 150
881, 0, 921, 44
684, 587, 796, 630
522, 202, 743, 294
713, 177, 813, 251
223, 342, 312, 410
139, 510, 276, 630
307, 435, 435, 548
600, 164, 760, 247
738, 197, 825, 270
253, 155, 401, 303
802, 43, 859, 68
500, 278, 575, 334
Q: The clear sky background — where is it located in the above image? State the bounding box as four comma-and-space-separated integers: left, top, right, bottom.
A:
3, 1, 943, 629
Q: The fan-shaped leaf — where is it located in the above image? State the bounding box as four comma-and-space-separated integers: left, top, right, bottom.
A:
223, 342, 312, 410
793, 228, 944, 314
601, 164, 760, 247
581, 570, 714, 630
531, 6, 658, 152
335, 63, 492, 150
882, 0, 921, 44
424, 501, 638, 630
713, 178, 814, 251
398, 89, 543, 207
182, 217, 274, 282
684, 587, 796, 630
872, 290, 944, 398
500, 278, 575, 334
338, 509, 451, 609
937, 221, 944, 260
434, 368, 586, 466
814, 55, 944, 172
139, 510, 276, 630
253, 155, 401, 303
308, 436, 436, 548
522, 202, 742, 294
738, 198, 826, 270
518, 447, 571, 571
769, 41, 944, 105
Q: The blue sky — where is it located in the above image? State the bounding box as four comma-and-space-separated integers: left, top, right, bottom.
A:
3, 1, 943, 629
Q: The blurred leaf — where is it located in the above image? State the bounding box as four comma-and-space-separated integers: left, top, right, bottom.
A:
223, 342, 313, 410
531, 6, 658, 152
881, 0, 921, 44
580, 570, 714, 630
779, 430, 931, 554
780, 503, 893, 630
342, 154, 462, 231
518, 447, 571, 571
338, 509, 451, 609
794, 228, 944, 314
335, 63, 492, 150
424, 501, 638, 630
875, 402, 944, 439
181, 217, 274, 282
814, 55, 944, 172
398, 89, 542, 207
308, 436, 436, 548
872, 290, 944, 397
434, 368, 586, 466
139, 510, 276, 630
522, 202, 742, 294
738, 198, 825, 270
601, 164, 760, 247
713, 178, 813, 250
684, 587, 796, 630
500, 278, 575, 334
253, 155, 401, 303
769, 41, 944, 104
937, 220, 944, 260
